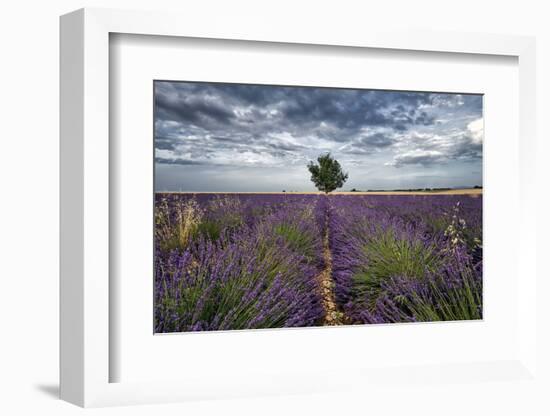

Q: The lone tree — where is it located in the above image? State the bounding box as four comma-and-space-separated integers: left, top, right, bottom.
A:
307, 153, 348, 193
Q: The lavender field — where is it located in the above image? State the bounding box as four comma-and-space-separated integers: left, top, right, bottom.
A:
154, 193, 482, 333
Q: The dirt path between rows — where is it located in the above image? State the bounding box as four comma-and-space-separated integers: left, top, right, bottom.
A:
318, 203, 347, 326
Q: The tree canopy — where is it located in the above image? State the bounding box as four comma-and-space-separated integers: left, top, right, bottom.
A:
307, 153, 348, 193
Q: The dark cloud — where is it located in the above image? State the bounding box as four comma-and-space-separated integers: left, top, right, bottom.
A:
451, 133, 483, 160
155, 136, 179, 151
415, 111, 436, 126
390, 151, 448, 167
388, 122, 483, 168
155, 88, 235, 126
155, 157, 205, 166
343, 132, 398, 155
264, 141, 306, 152
274, 89, 437, 136
360, 133, 395, 148
154, 82, 442, 154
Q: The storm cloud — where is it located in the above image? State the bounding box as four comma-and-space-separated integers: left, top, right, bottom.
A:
154, 81, 483, 191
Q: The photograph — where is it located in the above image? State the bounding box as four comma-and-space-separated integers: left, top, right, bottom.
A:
153, 80, 483, 333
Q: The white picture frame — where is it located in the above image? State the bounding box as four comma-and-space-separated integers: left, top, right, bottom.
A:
60, 7, 538, 408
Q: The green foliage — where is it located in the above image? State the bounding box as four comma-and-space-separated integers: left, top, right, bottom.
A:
307, 153, 348, 193
165, 240, 299, 330
401, 267, 482, 321
195, 220, 223, 241
424, 215, 450, 237
352, 230, 441, 308
274, 223, 317, 262
194, 196, 246, 242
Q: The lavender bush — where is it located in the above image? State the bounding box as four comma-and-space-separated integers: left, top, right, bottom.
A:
329, 195, 482, 323
154, 192, 482, 332
154, 194, 324, 332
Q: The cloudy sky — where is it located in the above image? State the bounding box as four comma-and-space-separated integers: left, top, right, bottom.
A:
154, 81, 483, 192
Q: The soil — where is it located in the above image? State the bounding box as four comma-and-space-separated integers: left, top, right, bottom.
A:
318, 204, 348, 326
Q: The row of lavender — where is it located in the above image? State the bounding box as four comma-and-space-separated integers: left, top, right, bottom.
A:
154, 193, 326, 332
329, 195, 483, 323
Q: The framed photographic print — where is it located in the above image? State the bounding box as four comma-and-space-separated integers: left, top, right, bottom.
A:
152, 80, 484, 333
60, 8, 538, 408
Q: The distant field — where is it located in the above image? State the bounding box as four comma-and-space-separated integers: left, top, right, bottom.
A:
335, 188, 483, 195
159, 188, 483, 196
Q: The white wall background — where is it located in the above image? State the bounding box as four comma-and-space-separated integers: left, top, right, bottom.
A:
0, 1, 548, 415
